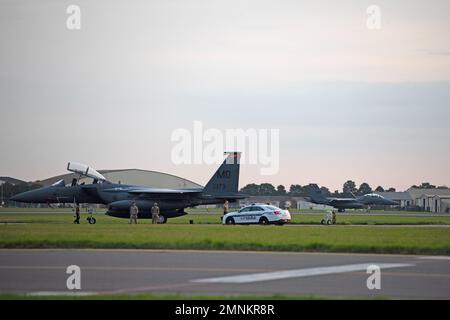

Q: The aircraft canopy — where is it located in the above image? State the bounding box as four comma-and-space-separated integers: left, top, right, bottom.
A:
67, 162, 106, 181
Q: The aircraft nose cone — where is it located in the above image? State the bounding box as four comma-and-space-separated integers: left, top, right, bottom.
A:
10, 192, 30, 203
10, 194, 24, 202
382, 198, 397, 205
10, 194, 19, 202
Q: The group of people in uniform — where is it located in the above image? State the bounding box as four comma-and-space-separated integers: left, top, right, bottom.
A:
73, 203, 95, 224
74, 200, 230, 225
73, 204, 95, 224
72, 202, 161, 224
129, 201, 160, 224
130, 200, 230, 224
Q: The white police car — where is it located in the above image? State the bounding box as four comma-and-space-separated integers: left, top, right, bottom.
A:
222, 204, 291, 225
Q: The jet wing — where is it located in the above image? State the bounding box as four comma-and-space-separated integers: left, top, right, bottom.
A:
329, 199, 358, 205
203, 192, 247, 199
127, 188, 203, 195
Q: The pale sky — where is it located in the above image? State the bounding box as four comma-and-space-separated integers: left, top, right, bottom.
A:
1, 0, 449, 191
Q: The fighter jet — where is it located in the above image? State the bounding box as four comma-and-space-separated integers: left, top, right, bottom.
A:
11, 152, 245, 223
306, 184, 398, 212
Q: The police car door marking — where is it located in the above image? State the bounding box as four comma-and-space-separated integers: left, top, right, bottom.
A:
191, 263, 413, 284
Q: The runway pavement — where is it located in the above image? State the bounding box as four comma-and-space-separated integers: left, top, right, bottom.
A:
0, 249, 449, 299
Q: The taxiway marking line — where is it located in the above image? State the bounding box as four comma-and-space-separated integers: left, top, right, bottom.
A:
192, 263, 414, 284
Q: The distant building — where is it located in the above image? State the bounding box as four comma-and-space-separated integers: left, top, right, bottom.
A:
38, 169, 202, 189
0, 177, 25, 186
239, 196, 292, 209
374, 189, 450, 213
1, 177, 26, 206
407, 188, 450, 213
238, 196, 332, 210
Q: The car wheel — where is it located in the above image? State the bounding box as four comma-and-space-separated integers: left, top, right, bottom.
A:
259, 217, 269, 225
321, 219, 325, 225
225, 217, 235, 225
326, 220, 332, 225
88, 217, 96, 224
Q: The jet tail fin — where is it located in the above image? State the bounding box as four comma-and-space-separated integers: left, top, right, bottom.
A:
203, 152, 241, 197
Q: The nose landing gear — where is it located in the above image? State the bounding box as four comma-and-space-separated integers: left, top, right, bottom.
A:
87, 216, 96, 224
86, 206, 96, 224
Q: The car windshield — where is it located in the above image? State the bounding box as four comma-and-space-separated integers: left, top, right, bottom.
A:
266, 205, 281, 211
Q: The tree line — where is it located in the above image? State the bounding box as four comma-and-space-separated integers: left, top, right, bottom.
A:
239, 181, 448, 197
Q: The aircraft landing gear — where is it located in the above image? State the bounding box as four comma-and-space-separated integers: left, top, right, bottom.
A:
86, 206, 96, 224
87, 216, 96, 224
338, 208, 345, 213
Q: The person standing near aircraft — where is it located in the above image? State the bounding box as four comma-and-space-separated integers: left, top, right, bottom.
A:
129, 201, 139, 224
74, 204, 80, 224
223, 200, 229, 219
151, 202, 160, 224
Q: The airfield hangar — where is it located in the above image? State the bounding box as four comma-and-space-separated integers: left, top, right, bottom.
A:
38, 169, 203, 189
407, 188, 450, 214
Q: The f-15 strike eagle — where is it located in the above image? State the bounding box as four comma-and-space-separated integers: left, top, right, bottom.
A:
11, 152, 245, 223
306, 184, 398, 212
